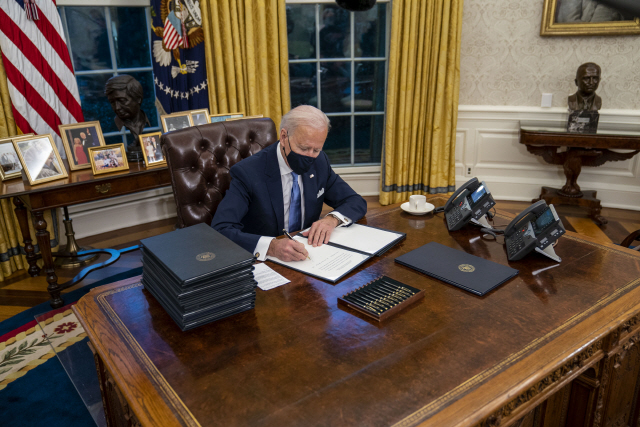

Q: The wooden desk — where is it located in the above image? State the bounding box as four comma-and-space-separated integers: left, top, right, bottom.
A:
0, 159, 171, 307
519, 126, 640, 224
74, 197, 640, 427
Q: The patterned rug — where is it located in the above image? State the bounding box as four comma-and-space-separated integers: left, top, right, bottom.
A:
0, 268, 141, 427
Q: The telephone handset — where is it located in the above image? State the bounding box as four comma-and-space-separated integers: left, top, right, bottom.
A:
504, 200, 566, 262
442, 178, 496, 231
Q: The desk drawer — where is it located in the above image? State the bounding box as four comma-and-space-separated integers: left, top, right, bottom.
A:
29, 169, 172, 210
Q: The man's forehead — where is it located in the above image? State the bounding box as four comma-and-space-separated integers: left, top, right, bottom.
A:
108, 89, 129, 98
580, 67, 600, 77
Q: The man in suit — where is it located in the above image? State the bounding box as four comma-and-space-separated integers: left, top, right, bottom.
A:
568, 62, 602, 111
556, 0, 624, 22
212, 105, 367, 262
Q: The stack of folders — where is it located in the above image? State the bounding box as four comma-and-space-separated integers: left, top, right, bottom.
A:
140, 223, 256, 331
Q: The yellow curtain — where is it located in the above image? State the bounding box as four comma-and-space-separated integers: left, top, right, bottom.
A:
380, 0, 463, 205
0, 51, 59, 281
201, 0, 291, 126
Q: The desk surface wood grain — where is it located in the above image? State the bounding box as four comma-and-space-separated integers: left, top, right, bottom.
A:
74, 197, 640, 427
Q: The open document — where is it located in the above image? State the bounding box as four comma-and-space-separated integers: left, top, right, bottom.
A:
266, 236, 371, 283
326, 223, 405, 255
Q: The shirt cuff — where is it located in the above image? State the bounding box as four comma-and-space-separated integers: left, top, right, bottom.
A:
326, 211, 351, 227
253, 236, 275, 261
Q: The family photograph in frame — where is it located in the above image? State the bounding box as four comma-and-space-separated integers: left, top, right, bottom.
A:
210, 112, 244, 123
161, 113, 193, 133
89, 144, 129, 175
0, 134, 32, 181
59, 121, 106, 170
541, 0, 640, 35
139, 132, 165, 167
189, 109, 210, 126
12, 134, 68, 185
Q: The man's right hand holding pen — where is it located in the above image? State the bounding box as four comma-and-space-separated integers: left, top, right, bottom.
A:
266, 230, 310, 262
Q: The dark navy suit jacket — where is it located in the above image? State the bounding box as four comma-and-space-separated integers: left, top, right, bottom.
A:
211, 143, 367, 254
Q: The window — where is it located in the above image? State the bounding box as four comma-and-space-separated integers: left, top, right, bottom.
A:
286, 1, 389, 166
58, 6, 159, 145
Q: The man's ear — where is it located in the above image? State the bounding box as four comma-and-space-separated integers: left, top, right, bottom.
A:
574, 78, 578, 87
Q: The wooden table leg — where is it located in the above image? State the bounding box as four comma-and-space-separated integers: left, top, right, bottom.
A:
33, 210, 63, 308
13, 197, 41, 277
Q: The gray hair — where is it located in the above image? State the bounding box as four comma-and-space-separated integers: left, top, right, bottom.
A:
279, 105, 331, 137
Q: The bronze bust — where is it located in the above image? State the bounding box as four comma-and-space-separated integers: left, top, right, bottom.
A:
104, 75, 150, 159
568, 63, 602, 111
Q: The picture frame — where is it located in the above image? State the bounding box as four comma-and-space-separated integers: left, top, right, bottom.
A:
58, 121, 106, 170
189, 109, 211, 126
139, 132, 166, 167
0, 134, 33, 181
541, 0, 640, 36
88, 143, 129, 175
210, 112, 244, 123
161, 112, 193, 133
12, 134, 68, 185
225, 115, 264, 121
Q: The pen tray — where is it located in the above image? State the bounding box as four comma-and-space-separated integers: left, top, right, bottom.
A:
338, 276, 424, 322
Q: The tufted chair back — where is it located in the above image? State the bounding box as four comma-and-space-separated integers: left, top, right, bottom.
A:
161, 117, 278, 228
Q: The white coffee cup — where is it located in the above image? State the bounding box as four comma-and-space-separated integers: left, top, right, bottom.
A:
409, 195, 427, 211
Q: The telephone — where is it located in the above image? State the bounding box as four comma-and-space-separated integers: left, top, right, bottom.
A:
504, 200, 566, 262
441, 178, 496, 231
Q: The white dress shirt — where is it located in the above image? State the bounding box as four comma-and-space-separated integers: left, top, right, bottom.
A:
253, 142, 350, 260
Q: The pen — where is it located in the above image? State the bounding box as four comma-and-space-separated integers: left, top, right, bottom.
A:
283, 229, 312, 261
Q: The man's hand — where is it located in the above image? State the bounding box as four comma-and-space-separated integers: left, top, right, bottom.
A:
302, 215, 340, 247
267, 238, 309, 262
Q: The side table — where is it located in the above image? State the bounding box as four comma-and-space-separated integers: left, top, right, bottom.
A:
1, 159, 172, 308
519, 124, 640, 224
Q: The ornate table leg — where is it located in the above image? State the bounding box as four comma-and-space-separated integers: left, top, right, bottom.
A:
33, 210, 63, 308
13, 197, 41, 277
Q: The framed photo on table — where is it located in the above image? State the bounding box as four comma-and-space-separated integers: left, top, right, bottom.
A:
161, 113, 193, 133
210, 112, 244, 123
0, 134, 33, 180
139, 132, 165, 167
189, 109, 210, 126
59, 121, 106, 170
12, 134, 68, 185
541, 0, 640, 36
88, 144, 129, 175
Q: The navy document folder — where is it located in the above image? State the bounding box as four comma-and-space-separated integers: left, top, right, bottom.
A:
140, 223, 256, 330
395, 242, 519, 296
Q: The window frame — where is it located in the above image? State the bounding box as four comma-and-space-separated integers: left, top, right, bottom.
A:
58, 5, 160, 145
286, 0, 391, 167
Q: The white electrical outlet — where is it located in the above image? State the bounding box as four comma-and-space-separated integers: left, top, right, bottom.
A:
541, 93, 553, 108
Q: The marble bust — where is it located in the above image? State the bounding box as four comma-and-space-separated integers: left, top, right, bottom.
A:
568, 62, 602, 111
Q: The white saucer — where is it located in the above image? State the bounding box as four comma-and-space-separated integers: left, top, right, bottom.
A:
401, 202, 434, 215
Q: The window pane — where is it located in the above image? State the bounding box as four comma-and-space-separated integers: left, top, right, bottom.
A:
319, 5, 350, 58
104, 134, 125, 145
355, 115, 384, 164
355, 61, 385, 112
354, 3, 386, 58
320, 62, 350, 113
76, 74, 118, 133
324, 116, 350, 165
289, 64, 317, 108
287, 5, 316, 60
110, 7, 151, 69
65, 7, 113, 71
127, 71, 159, 127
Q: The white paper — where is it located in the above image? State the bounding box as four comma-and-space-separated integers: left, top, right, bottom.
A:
267, 236, 370, 282
253, 262, 290, 290
325, 223, 402, 255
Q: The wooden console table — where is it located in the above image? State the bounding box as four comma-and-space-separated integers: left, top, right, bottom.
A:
519, 125, 640, 224
74, 198, 640, 426
0, 159, 171, 308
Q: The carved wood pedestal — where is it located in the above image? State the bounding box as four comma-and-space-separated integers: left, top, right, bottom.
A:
519, 126, 640, 226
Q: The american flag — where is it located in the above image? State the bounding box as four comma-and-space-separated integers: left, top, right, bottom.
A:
0, 0, 83, 150
163, 11, 183, 50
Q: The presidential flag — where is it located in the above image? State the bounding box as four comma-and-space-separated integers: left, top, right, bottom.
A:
0, 0, 84, 150
151, 0, 209, 114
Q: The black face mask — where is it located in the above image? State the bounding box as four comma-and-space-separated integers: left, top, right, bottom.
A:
284, 133, 316, 175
